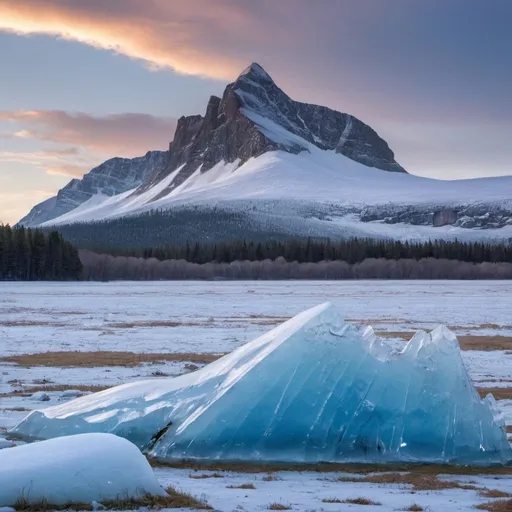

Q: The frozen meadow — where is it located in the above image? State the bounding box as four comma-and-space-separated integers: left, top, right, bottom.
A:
1, 280, 512, 511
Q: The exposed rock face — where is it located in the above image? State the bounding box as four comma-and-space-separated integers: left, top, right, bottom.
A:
234, 63, 405, 173
360, 204, 512, 229
433, 209, 458, 227
18, 151, 167, 227
143, 63, 405, 199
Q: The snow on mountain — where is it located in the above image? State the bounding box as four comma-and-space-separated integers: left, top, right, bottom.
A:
18, 151, 168, 227
18, 63, 512, 240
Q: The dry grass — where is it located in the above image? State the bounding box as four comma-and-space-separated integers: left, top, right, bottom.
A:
478, 387, 512, 400
106, 320, 205, 328
322, 497, 381, 506
13, 486, 212, 510
336, 473, 478, 491
262, 474, 282, 481
475, 500, 512, 511
401, 505, 424, 511
188, 472, 224, 479
148, 459, 512, 476
0, 320, 68, 327
227, 483, 256, 489
1, 351, 222, 367
480, 490, 512, 499
458, 336, 512, 351
267, 503, 291, 510
3, 384, 110, 397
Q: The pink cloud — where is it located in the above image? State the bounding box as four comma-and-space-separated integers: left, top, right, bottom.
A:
0, 110, 176, 156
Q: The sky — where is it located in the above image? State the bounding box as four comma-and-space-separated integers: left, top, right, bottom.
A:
0, 0, 511, 224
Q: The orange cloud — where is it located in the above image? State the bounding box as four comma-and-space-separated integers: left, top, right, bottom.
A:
0, 0, 253, 79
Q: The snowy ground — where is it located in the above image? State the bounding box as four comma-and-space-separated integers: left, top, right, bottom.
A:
1, 281, 511, 511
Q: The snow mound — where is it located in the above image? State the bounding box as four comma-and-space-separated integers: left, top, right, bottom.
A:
0, 433, 165, 507
11, 304, 512, 465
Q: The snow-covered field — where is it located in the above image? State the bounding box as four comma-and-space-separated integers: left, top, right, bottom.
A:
1, 281, 511, 511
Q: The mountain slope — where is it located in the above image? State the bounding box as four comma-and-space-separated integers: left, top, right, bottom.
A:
18, 151, 168, 227
18, 63, 512, 242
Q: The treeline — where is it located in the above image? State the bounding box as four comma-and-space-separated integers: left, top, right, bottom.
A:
0, 225, 82, 280
81, 251, 512, 281
105, 238, 512, 265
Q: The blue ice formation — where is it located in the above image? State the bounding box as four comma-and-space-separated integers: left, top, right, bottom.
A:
11, 303, 512, 465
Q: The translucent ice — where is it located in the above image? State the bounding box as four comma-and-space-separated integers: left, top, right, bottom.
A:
11, 303, 512, 465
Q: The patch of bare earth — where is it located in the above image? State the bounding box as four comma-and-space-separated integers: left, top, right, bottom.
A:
0, 351, 222, 367
13, 486, 212, 510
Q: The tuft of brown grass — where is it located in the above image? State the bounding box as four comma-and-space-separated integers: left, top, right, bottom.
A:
13, 486, 212, 510
475, 500, 512, 511
14, 496, 90, 511
323, 497, 381, 506
1, 351, 222, 368
401, 506, 424, 512
3, 384, 110, 397
188, 472, 224, 479
478, 388, 512, 400
480, 490, 512, 499
227, 483, 256, 490
262, 474, 282, 481
267, 503, 291, 510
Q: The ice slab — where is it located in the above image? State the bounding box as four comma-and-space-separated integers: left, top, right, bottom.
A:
11, 303, 512, 465
0, 433, 165, 507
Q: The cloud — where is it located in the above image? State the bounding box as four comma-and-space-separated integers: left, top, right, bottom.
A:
0, 0, 511, 126
0, 0, 248, 79
0, 110, 176, 156
42, 147, 81, 157
0, 149, 92, 177
45, 163, 91, 177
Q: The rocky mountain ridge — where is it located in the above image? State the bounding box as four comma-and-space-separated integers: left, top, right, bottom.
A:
19, 151, 167, 227
19, 63, 405, 227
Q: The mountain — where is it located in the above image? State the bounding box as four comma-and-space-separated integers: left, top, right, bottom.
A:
18, 151, 167, 227
18, 63, 512, 245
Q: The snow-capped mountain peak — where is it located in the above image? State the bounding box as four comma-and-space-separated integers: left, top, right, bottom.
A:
17, 63, 512, 241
